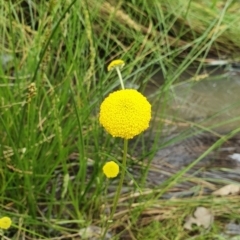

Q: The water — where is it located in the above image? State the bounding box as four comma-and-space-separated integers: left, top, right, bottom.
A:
147, 66, 240, 134
142, 65, 240, 190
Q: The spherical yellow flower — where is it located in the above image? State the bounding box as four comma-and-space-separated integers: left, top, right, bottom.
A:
0, 216, 12, 230
103, 161, 119, 178
99, 89, 151, 139
107, 59, 125, 71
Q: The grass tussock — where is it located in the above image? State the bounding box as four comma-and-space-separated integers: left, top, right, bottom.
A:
0, 0, 240, 239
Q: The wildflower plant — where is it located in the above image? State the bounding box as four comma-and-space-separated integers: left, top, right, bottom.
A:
100, 59, 151, 238
103, 161, 119, 178
0, 216, 12, 230
99, 89, 151, 139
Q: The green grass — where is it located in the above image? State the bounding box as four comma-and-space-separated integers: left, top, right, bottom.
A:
0, 0, 240, 239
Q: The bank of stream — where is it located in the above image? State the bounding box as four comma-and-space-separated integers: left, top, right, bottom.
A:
134, 64, 240, 196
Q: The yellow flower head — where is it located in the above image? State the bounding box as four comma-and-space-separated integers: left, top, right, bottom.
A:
103, 161, 119, 178
99, 89, 151, 139
0, 216, 12, 230
107, 59, 125, 71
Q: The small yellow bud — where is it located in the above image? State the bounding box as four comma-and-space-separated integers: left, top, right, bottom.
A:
0, 216, 12, 230
107, 59, 125, 71
103, 161, 119, 178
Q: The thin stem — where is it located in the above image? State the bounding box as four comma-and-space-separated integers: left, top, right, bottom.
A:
116, 67, 125, 89
102, 65, 126, 239
101, 139, 128, 239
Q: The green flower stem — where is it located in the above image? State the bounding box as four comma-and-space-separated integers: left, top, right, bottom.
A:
102, 62, 127, 239
116, 67, 125, 89
102, 139, 128, 239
